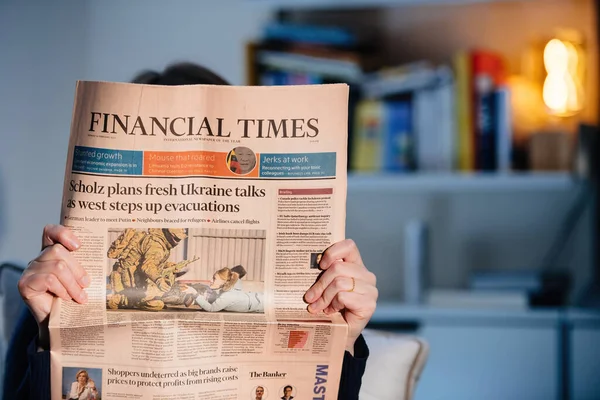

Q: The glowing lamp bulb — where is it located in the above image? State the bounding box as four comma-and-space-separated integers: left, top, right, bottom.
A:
542, 37, 583, 117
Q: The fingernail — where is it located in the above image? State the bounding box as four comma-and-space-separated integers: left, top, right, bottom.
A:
79, 290, 88, 302
69, 239, 80, 250
307, 303, 316, 313
80, 275, 90, 287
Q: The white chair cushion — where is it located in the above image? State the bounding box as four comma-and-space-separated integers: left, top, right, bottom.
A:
360, 329, 429, 400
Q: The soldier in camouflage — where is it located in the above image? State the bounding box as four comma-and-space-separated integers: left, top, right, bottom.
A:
106, 228, 191, 311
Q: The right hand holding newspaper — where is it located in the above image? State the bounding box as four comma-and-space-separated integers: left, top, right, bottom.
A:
49, 82, 350, 400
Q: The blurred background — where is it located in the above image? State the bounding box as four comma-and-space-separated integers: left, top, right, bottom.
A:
1, 0, 600, 399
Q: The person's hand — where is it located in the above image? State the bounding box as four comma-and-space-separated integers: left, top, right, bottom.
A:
155, 277, 171, 292
18, 224, 89, 348
303, 239, 377, 354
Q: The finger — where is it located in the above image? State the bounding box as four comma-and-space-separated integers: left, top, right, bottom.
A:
304, 260, 373, 303
308, 275, 359, 313
324, 290, 377, 316
319, 239, 362, 270
19, 271, 72, 302
22, 259, 88, 303
35, 244, 89, 287
309, 278, 377, 313
42, 224, 80, 251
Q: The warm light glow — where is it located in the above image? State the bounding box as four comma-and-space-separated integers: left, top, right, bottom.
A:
542, 37, 584, 117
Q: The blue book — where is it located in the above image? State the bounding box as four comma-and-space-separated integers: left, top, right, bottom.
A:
383, 101, 414, 171
495, 86, 513, 172
263, 22, 357, 47
474, 76, 497, 170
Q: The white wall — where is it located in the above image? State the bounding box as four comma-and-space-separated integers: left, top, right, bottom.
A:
0, 0, 272, 265
0, 0, 90, 264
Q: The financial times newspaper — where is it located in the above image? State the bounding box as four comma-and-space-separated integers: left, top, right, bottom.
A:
48, 81, 350, 400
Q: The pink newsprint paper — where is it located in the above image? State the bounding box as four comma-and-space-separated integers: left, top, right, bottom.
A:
49, 81, 349, 400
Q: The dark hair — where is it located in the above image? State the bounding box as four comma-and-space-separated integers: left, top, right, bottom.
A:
132, 62, 229, 86
231, 265, 247, 279
284, 385, 293, 392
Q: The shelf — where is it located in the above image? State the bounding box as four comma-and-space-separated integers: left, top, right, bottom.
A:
252, 0, 523, 10
347, 172, 578, 193
370, 302, 563, 325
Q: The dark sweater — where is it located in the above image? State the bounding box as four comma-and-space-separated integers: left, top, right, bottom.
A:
5, 309, 368, 400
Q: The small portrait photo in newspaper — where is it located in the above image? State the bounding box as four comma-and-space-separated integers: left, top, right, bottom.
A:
279, 384, 296, 400
105, 227, 265, 313
252, 385, 268, 399
227, 146, 257, 175
62, 366, 102, 400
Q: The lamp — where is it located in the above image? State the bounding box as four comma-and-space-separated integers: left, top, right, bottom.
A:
542, 33, 585, 117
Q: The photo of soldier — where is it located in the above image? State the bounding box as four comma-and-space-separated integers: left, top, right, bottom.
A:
105, 228, 265, 313
106, 228, 195, 311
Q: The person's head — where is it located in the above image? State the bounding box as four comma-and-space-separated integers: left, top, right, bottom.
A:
231, 264, 247, 280
232, 146, 256, 174
131, 62, 229, 86
255, 386, 264, 399
283, 385, 293, 397
76, 370, 89, 385
210, 267, 239, 291
164, 228, 187, 245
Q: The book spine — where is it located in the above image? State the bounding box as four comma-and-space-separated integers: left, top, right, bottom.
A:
263, 22, 358, 48
474, 75, 497, 170
439, 81, 456, 171
384, 101, 414, 171
350, 100, 384, 171
414, 89, 437, 171
472, 51, 506, 171
454, 51, 475, 171
496, 86, 513, 172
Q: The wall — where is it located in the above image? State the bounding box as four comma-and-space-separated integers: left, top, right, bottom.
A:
0, 0, 90, 264
0, 0, 272, 265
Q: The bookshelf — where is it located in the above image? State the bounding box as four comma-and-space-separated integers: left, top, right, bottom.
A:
246, 0, 597, 176
252, 0, 526, 10
347, 172, 576, 192
370, 301, 562, 325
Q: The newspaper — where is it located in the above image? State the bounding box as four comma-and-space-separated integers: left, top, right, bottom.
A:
48, 81, 350, 400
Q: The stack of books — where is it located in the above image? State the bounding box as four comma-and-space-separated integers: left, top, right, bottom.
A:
249, 22, 515, 174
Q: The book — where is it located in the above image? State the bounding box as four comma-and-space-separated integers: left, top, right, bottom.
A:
472, 50, 506, 171
263, 22, 359, 48
414, 67, 455, 171
495, 86, 513, 172
361, 62, 441, 99
454, 51, 475, 171
256, 50, 363, 83
351, 100, 385, 171
384, 100, 414, 171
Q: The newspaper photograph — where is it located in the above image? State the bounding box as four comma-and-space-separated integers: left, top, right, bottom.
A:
48, 81, 350, 400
